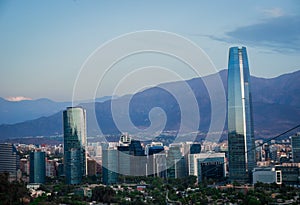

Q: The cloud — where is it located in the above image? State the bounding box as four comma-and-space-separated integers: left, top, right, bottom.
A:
5, 96, 32, 101
210, 15, 300, 53
261, 8, 285, 18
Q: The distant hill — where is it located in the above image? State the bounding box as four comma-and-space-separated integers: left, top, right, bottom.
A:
0, 96, 115, 125
0, 98, 70, 124
0, 70, 299, 139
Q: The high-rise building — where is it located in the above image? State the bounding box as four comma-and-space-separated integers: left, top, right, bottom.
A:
29, 151, 46, 184
63, 107, 87, 184
118, 136, 147, 177
118, 146, 131, 177
167, 144, 185, 179
227, 46, 256, 183
20, 158, 30, 176
102, 148, 118, 185
129, 140, 146, 176
87, 158, 97, 176
102, 136, 146, 184
0, 143, 20, 180
291, 133, 300, 163
153, 153, 167, 178
146, 142, 165, 176
269, 145, 278, 162
183, 142, 201, 176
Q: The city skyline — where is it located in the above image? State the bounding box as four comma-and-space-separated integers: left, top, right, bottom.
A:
0, 1, 299, 101
0, 1, 300, 203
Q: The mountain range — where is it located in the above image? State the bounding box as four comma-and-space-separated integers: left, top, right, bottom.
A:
0, 69, 300, 140
0, 96, 115, 125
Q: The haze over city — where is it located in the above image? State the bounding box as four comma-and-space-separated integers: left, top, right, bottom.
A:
0, 0, 299, 101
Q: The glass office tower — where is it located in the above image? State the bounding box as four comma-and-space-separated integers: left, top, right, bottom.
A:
167, 145, 185, 179
227, 46, 255, 183
29, 151, 46, 184
63, 107, 87, 184
129, 140, 146, 176
102, 148, 118, 185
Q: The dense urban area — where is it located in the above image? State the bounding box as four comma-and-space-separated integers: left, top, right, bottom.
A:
1, 132, 300, 205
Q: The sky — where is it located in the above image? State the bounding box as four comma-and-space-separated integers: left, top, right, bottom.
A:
0, 0, 299, 101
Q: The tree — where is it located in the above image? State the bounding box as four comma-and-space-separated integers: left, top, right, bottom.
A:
246, 196, 261, 205
91, 186, 116, 204
0, 172, 30, 205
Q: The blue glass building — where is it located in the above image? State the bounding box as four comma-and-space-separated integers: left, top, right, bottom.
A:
117, 145, 131, 176
167, 145, 185, 179
63, 107, 87, 184
29, 151, 46, 184
129, 140, 146, 176
148, 146, 164, 155
102, 148, 118, 185
227, 46, 256, 183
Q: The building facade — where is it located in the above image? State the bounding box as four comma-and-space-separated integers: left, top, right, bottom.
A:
129, 140, 146, 176
87, 158, 97, 176
102, 148, 118, 185
227, 46, 256, 183
183, 142, 201, 177
146, 142, 165, 176
117, 145, 131, 176
167, 145, 185, 179
189, 153, 226, 183
153, 153, 167, 178
29, 151, 46, 184
291, 133, 300, 163
0, 143, 20, 180
275, 163, 300, 185
46, 159, 56, 177
63, 107, 87, 184
252, 167, 282, 184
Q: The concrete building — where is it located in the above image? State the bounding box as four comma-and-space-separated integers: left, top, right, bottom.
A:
253, 167, 282, 184
0, 143, 20, 181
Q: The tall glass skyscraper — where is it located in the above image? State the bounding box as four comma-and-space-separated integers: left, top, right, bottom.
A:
29, 151, 46, 184
227, 46, 255, 183
63, 107, 87, 184
102, 148, 118, 185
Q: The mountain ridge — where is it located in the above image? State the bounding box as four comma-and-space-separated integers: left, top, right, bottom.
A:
0, 69, 299, 139
0, 96, 116, 125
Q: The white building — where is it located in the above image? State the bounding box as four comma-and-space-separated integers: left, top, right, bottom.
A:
188, 152, 226, 183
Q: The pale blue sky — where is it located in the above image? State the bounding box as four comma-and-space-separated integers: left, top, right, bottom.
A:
0, 0, 299, 101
